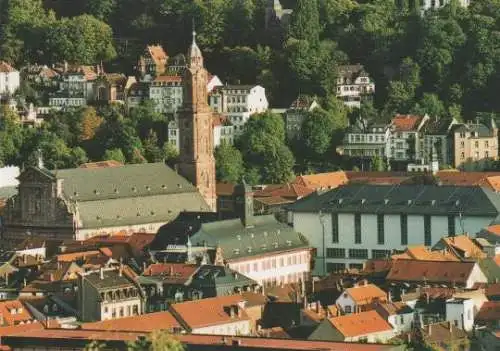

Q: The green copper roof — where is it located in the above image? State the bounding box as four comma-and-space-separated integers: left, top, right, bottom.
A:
190, 215, 309, 261
54, 163, 197, 202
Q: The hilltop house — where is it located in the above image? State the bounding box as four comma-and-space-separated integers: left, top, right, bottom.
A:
336, 65, 375, 108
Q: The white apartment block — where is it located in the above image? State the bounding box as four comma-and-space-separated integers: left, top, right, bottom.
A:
387, 114, 429, 161
0, 62, 20, 97
285, 96, 319, 140
337, 120, 391, 158
49, 68, 96, 108
149, 75, 183, 114
209, 85, 268, 135
336, 64, 375, 108
288, 184, 500, 275
214, 115, 235, 147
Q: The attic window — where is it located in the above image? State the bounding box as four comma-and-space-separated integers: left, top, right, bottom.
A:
161, 185, 167, 189
276, 230, 281, 235
177, 184, 182, 189
455, 200, 460, 206
116, 215, 121, 219
132, 187, 137, 192
338, 199, 343, 204
233, 249, 240, 255
146, 186, 151, 191
384, 199, 389, 205
114, 188, 119, 194
237, 235, 241, 240
361, 199, 366, 204
286, 240, 292, 246
94, 189, 100, 195
250, 233, 255, 238
263, 231, 268, 237
73, 192, 78, 197
431, 200, 436, 206
247, 247, 252, 253
407, 200, 413, 206
151, 211, 155, 215
274, 242, 279, 248
261, 244, 267, 250
96, 216, 102, 220
137, 212, 141, 217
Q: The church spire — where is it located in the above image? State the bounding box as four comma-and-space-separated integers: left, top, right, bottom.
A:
188, 21, 203, 69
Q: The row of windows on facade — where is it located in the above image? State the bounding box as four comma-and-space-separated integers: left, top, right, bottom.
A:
349, 134, 387, 143
336, 85, 374, 93
329, 213, 457, 247
99, 288, 138, 302
336, 77, 371, 85
459, 140, 491, 148
233, 252, 308, 275
325, 248, 392, 259
460, 151, 490, 160
103, 304, 140, 319
260, 271, 307, 287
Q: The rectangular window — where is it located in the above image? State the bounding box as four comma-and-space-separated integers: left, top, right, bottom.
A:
372, 250, 392, 259
349, 249, 368, 259
331, 213, 339, 243
349, 263, 363, 270
377, 214, 384, 244
326, 263, 345, 273
448, 215, 455, 236
424, 215, 432, 246
326, 248, 345, 258
354, 214, 362, 244
400, 214, 408, 245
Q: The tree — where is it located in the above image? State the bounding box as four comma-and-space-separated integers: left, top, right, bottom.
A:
103, 148, 125, 164
411, 93, 445, 118
86, 0, 117, 21
301, 108, 336, 158
239, 111, 295, 183
0, 106, 23, 166
45, 14, 116, 64
289, 0, 321, 45
126, 330, 184, 351
163, 142, 179, 163
371, 156, 386, 171
84, 340, 107, 351
143, 130, 164, 163
70, 147, 88, 167
80, 107, 103, 141
215, 143, 245, 183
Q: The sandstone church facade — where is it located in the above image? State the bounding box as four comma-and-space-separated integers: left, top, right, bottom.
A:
1, 32, 217, 242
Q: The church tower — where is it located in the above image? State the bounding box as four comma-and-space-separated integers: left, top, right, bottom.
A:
177, 29, 217, 211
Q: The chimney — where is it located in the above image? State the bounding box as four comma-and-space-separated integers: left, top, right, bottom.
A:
449, 321, 453, 333
428, 324, 432, 336
169, 265, 174, 276
23, 255, 27, 264
315, 301, 320, 313
49, 273, 54, 282
230, 306, 236, 319
119, 265, 123, 277
100, 267, 104, 280
143, 262, 147, 271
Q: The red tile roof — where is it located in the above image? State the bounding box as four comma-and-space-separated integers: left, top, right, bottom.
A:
345, 284, 387, 306
486, 283, 500, 298
0, 300, 34, 326
386, 260, 477, 285
0, 61, 16, 73
216, 182, 236, 196
169, 295, 250, 329
292, 172, 348, 190
435, 171, 500, 190
56, 250, 103, 262
475, 301, 500, 323
440, 235, 486, 259
484, 224, 500, 237
153, 75, 182, 83
391, 114, 426, 132
254, 183, 314, 200
328, 310, 392, 337
344, 171, 413, 185
81, 311, 181, 332
1, 329, 408, 350
79, 160, 123, 169
392, 245, 460, 262
147, 45, 168, 65
142, 263, 199, 284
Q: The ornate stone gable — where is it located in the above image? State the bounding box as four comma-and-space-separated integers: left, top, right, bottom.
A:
17, 167, 55, 184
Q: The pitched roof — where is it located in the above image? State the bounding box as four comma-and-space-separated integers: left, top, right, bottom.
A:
337, 64, 368, 80
435, 171, 500, 190
79, 160, 123, 169
328, 310, 392, 337
146, 45, 168, 65
141, 263, 199, 284
292, 172, 348, 190
452, 122, 495, 137
486, 283, 500, 298
22, 163, 210, 229
0, 61, 17, 73
190, 215, 309, 261
344, 171, 414, 185
392, 245, 460, 262
169, 294, 250, 329
476, 301, 500, 322
482, 224, 500, 237
439, 235, 486, 259
0, 300, 34, 326
391, 114, 427, 132
424, 117, 456, 135
152, 75, 182, 84
254, 183, 314, 200
375, 302, 413, 318
345, 284, 387, 305
386, 260, 477, 285
288, 184, 500, 217
216, 182, 236, 196
81, 311, 181, 332
82, 268, 137, 291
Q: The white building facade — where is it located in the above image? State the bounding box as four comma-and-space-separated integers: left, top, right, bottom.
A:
0, 62, 20, 97
209, 85, 268, 135
388, 114, 429, 161
446, 298, 475, 332
288, 184, 500, 275
336, 64, 375, 108
149, 76, 183, 114
337, 121, 391, 159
